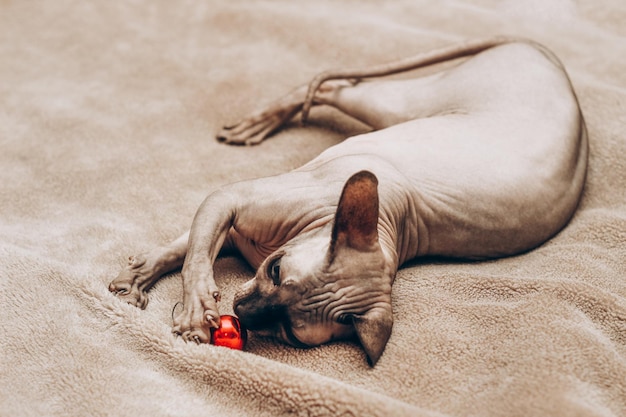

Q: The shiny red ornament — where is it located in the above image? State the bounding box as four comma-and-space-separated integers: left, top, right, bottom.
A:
211, 315, 247, 350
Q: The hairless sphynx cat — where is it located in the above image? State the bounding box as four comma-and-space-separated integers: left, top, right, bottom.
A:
110, 37, 587, 365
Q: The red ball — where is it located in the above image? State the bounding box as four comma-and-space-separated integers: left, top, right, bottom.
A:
211, 315, 247, 350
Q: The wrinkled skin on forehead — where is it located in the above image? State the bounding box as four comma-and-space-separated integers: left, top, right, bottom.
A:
233, 171, 394, 365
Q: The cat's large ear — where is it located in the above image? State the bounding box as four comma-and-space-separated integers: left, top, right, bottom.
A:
330, 170, 380, 257
351, 305, 393, 366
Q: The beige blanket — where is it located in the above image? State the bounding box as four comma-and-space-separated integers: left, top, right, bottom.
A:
1, 1, 625, 416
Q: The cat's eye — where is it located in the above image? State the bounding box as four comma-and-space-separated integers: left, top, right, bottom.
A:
268, 257, 281, 286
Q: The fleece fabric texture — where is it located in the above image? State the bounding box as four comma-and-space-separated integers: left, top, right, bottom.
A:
1, 1, 625, 416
